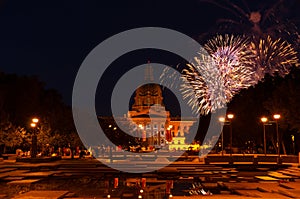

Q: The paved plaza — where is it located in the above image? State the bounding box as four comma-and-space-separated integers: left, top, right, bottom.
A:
0, 157, 300, 198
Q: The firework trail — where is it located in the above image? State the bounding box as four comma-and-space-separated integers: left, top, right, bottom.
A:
160, 65, 182, 90
251, 36, 299, 78
199, 0, 300, 42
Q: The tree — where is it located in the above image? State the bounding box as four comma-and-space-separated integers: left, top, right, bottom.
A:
263, 69, 300, 153
0, 113, 26, 154
0, 72, 79, 154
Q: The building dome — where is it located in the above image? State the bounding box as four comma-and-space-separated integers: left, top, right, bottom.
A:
132, 83, 164, 111
137, 83, 162, 97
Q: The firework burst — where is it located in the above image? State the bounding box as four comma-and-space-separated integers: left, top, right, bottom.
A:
180, 34, 258, 115
180, 54, 225, 115
251, 36, 299, 78
204, 34, 259, 86
160, 34, 299, 115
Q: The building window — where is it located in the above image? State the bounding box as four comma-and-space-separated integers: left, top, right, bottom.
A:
161, 124, 164, 129
133, 124, 137, 130
147, 98, 150, 105
146, 124, 151, 130
178, 140, 181, 144
154, 124, 158, 129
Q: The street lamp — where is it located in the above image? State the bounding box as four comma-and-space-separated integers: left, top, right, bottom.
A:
166, 126, 171, 143
273, 114, 281, 163
32, 118, 39, 123
218, 117, 225, 155
218, 114, 234, 156
227, 114, 234, 120
273, 114, 281, 120
219, 117, 225, 122
31, 117, 39, 158
227, 114, 234, 157
291, 135, 295, 154
261, 117, 268, 155
139, 124, 146, 142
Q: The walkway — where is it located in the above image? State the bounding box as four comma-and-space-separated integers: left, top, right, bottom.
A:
0, 158, 299, 198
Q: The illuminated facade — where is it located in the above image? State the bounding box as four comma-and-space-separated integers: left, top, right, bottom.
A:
125, 65, 196, 149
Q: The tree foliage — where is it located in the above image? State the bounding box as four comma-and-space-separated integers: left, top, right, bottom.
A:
0, 72, 80, 154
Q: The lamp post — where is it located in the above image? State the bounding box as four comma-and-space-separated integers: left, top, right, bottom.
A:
291, 135, 295, 155
139, 124, 145, 142
167, 125, 173, 143
273, 114, 281, 163
218, 117, 225, 156
261, 117, 268, 156
30, 117, 39, 158
227, 114, 234, 157
218, 114, 234, 157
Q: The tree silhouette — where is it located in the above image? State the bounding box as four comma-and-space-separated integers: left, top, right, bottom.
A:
0, 72, 79, 155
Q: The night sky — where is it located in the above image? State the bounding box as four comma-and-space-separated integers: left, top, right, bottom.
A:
0, 0, 299, 116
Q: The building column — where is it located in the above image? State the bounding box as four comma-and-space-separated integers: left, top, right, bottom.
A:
180, 125, 184, 137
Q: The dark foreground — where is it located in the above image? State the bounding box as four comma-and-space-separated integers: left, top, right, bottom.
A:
0, 158, 300, 199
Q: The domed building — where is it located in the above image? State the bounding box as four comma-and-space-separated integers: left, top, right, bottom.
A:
131, 83, 164, 112
126, 64, 196, 150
